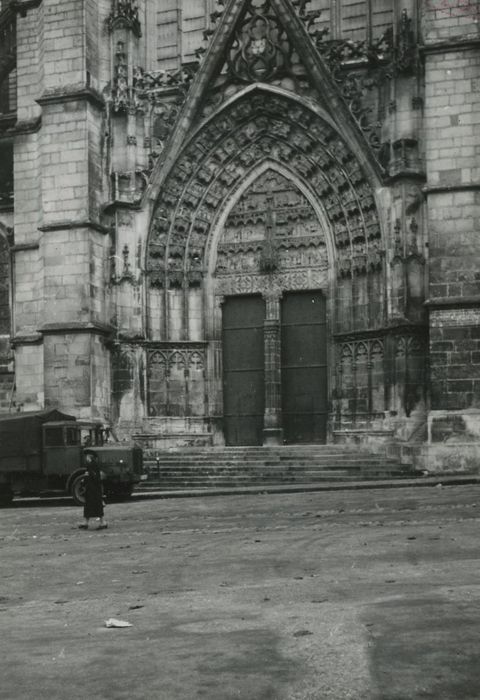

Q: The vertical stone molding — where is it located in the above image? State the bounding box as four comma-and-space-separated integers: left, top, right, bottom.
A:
263, 290, 282, 445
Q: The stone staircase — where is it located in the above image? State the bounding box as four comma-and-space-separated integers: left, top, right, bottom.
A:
142, 445, 420, 490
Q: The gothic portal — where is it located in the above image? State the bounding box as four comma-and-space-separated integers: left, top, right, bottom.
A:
219, 172, 329, 445
0, 0, 479, 470
143, 69, 393, 448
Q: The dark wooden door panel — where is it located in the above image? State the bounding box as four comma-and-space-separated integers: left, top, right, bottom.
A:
281, 291, 327, 444
223, 296, 265, 446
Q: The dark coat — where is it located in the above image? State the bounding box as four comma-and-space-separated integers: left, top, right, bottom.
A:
83, 468, 104, 519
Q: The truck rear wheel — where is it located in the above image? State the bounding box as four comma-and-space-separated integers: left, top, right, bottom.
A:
70, 474, 86, 507
0, 486, 13, 507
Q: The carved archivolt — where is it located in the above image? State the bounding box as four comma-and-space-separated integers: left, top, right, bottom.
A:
147, 88, 383, 289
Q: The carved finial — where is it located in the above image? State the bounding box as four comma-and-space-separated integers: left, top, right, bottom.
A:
292, 0, 311, 16
210, 10, 223, 24
106, 0, 141, 36
395, 8, 415, 74
203, 27, 215, 42
195, 46, 207, 60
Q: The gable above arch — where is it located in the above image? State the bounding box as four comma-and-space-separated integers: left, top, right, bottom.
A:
146, 0, 387, 205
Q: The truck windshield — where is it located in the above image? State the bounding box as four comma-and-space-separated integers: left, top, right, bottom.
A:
80, 427, 102, 446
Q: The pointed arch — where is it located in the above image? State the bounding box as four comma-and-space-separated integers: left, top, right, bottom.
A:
205, 158, 336, 277
146, 85, 384, 290
370, 339, 384, 360
354, 341, 369, 363
145, 0, 384, 207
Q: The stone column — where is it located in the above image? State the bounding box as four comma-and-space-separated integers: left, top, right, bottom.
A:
263, 289, 283, 445
208, 294, 225, 444
388, 1, 426, 325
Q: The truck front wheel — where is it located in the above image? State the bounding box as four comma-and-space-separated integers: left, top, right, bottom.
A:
70, 474, 86, 507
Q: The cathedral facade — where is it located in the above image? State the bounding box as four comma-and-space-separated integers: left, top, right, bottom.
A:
0, 0, 479, 470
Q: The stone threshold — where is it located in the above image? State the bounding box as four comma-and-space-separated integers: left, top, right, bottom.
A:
134, 474, 480, 499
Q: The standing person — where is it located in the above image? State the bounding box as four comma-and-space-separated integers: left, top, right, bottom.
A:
78, 452, 107, 530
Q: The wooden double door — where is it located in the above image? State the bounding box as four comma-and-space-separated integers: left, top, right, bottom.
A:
222, 291, 327, 445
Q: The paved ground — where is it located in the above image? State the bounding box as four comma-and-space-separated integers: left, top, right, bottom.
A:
1, 484, 480, 700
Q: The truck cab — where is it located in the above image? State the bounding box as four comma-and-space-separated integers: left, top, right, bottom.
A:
42, 421, 105, 477
0, 410, 146, 506
42, 420, 146, 505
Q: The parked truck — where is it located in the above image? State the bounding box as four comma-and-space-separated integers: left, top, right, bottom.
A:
0, 409, 146, 506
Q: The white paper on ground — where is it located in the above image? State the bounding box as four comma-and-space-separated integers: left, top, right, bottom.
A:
105, 618, 132, 628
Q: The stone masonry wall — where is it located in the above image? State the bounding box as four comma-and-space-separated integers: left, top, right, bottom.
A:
426, 42, 480, 299
11, 6, 44, 410
430, 308, 480, 411
40, 101, 90, 224
422, 0, 480, 471
12, 0, 112, 418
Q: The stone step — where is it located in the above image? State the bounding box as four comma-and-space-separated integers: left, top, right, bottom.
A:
146, 465, 410, 475
143, 473, 416, 489
145, 467, 402, 476
145, 460, 403, 470
146, 469, 410, 481
145, 468, 414, 486
140, 444, 417, 491
147, 472, 353, 482
146, 451, 396, 458
144, 448, 388, 456
145, 447, 390, 453
144, 453, 399, 461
